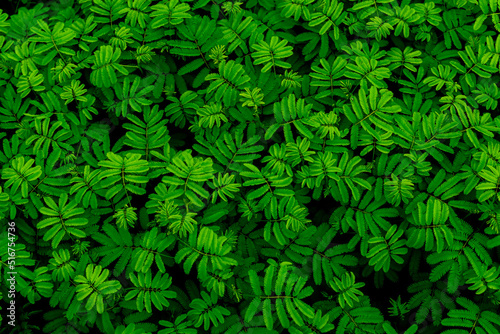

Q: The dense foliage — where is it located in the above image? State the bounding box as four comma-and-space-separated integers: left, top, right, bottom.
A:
0, 0, 500, 333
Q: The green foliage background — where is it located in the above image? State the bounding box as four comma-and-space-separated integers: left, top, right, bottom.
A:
0, 0, 500, 333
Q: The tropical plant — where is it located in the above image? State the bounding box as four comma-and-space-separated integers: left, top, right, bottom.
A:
1, 0, 500, 333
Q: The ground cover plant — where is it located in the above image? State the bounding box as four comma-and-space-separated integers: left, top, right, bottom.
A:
0, 0, 500, 333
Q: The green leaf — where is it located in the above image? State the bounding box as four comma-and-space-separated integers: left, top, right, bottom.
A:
90, 45, 127, 88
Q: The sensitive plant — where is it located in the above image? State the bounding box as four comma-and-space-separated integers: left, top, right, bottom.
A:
0, 0, 500, 334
